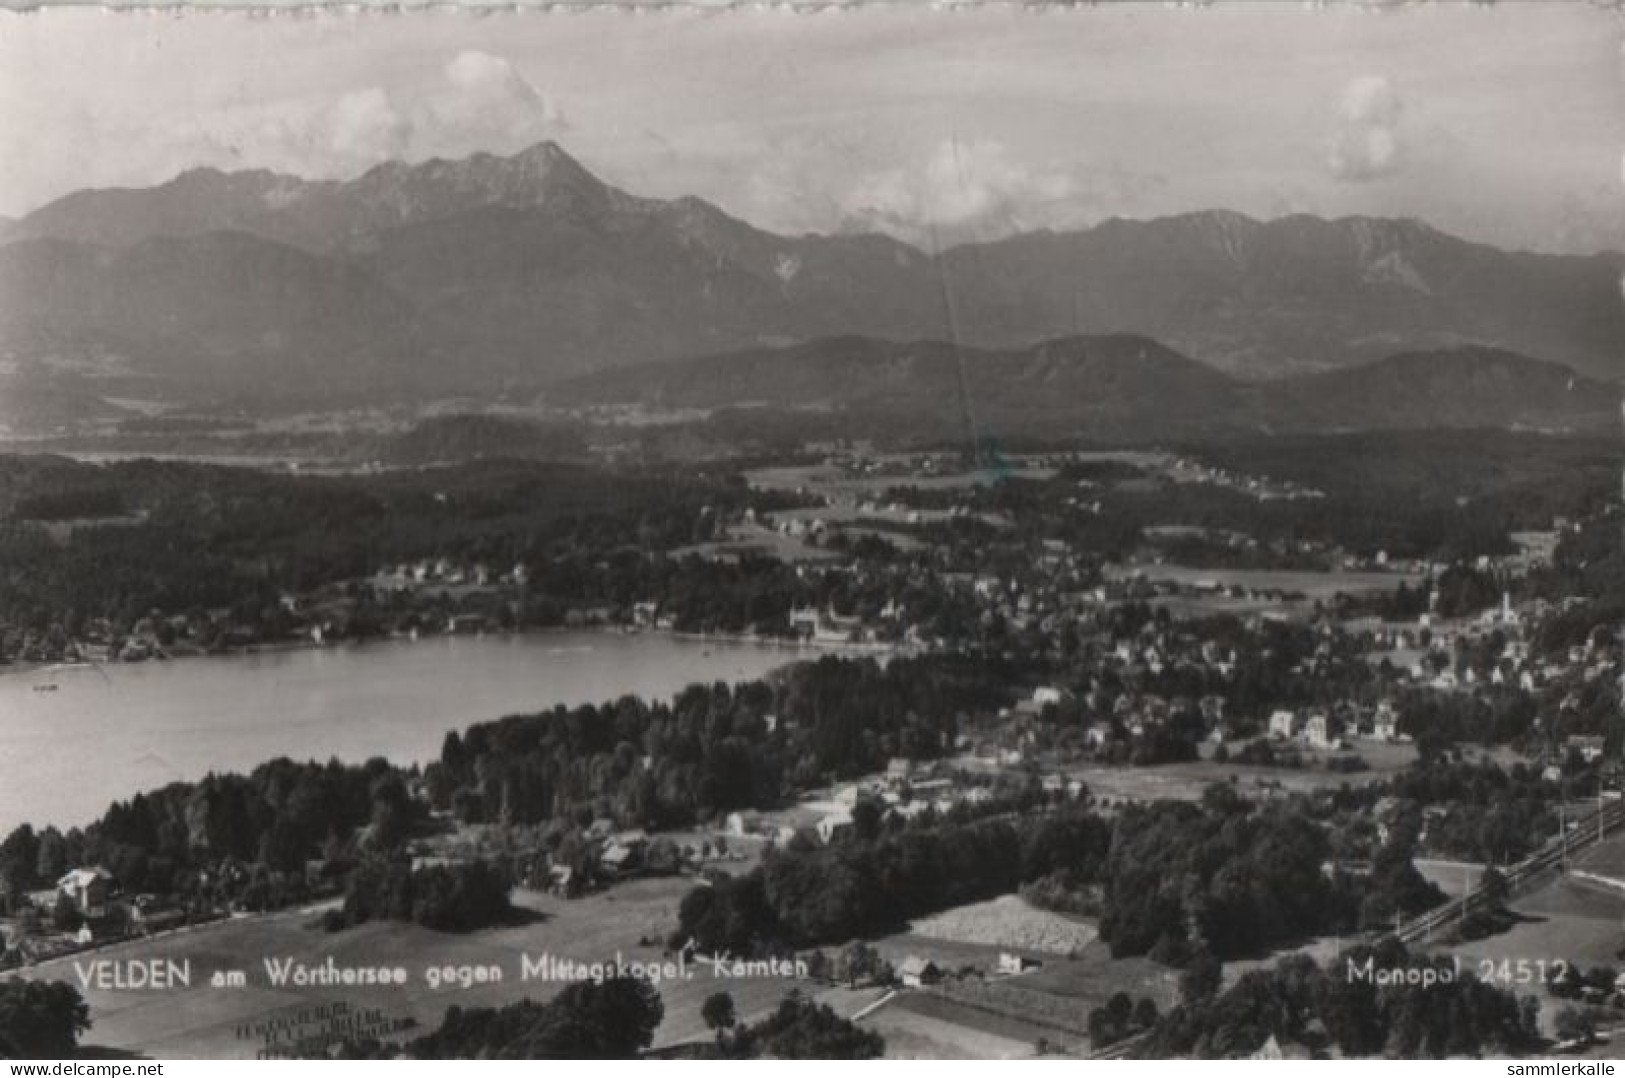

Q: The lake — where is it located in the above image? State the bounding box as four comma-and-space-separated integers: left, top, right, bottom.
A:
0, 632, 820, 832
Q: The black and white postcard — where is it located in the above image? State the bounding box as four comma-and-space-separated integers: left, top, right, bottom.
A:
0, 0, 1623, 1063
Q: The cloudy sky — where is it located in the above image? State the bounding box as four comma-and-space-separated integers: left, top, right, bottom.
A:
0, 2, 1621, 253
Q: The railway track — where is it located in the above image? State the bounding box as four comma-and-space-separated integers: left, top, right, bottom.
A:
1394, 797, 1625, 945
1088, 1034, 1147, 1059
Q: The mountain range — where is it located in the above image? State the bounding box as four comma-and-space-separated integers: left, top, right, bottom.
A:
0, 140, 1620, 429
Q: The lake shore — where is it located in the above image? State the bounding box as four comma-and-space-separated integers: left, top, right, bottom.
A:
0, 627, 895, 832
0, 621, 906, 683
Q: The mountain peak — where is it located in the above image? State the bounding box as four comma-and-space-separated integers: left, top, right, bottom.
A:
500, 139, 602, 192
335, 139, 616, 231
511, 139, 576, 166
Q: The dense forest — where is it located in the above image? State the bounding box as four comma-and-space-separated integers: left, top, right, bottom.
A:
425, 656, 995, 829
0, 454, 782, 637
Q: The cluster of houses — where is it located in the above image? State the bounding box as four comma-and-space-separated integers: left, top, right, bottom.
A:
1267, 701, 1408, 751
1360, 593, 1618, 701
532, 822, 674, 897
1, 866, 194, 967
373, 558, 529, 592
894, 951, 1043, 990
3, 610, 278, 667
1163, 456, 1325, 503
786, 604, 866, 645
719, 761, 1022, 852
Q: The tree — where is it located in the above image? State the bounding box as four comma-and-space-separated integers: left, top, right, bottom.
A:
368, 776, 415, 851
833, 941, 887, 987
701, 991, 737, 1040
508, 976, 664, 1058
0, 980, 91, 1057
850, 798, 885, 843
732, 991, 882, 1059
34, 828, 67, 887
1554, 1006, 1597, 1046
337, 860, 512, 933
1179, 948, 1223, 1004
1360, 811, 1444, 929
412, 976, 663, 1059
1088, 992, 1137, 1047
0, 825, 38, 904
51, 892, 82, 934
1479, 866, 1510, 910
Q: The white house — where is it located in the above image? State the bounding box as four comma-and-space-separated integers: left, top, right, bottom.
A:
997, 953, 1041, 975
1302, 712, 1339, 751
898, 956, 943, 988
1032, 686, 1065, 708
724, 811, 761, 838
816, 810, 854, 844
1568, 735, 1607, 764
1268, 710, 1299, 740
1370, 702, 1401, 742
56, 867, 114, 918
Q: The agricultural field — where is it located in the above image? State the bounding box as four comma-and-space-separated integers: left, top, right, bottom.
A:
864, 909, 1178, 1059
669, 521, 844, 564
1057, 742, 1417, 807
907, 895, 1097, 956
862, 992, 1042, 1059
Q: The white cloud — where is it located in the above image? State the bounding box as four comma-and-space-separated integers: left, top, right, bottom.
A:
409, 50, 567, 161
136, 51, 569, 183
840, 139, 1076, 246
741, 135, 1147, 247
326, 88, 411, 172
1327, 74, 1406, 183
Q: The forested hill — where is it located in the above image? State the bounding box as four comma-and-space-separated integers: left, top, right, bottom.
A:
553, 336, 1620, 440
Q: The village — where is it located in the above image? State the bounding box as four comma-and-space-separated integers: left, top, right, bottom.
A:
2, 435, 1623, 1060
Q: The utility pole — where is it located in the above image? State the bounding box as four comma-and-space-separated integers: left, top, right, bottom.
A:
1559, 792, 1569, 871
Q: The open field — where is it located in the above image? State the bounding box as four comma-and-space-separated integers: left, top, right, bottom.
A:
1056, 745, 1417, 806
862, 993, 1040, 1059
1144, 594, 1316, 619
1427, 876, 1625, 1038
11, 878, 813, 1058
670, 521, 843, 563
1416, 859, 1489, 899
1013, 948, 1177, 1011
1572, 825, 1625, 882
1106, 563, 1424, 599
